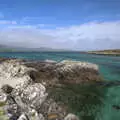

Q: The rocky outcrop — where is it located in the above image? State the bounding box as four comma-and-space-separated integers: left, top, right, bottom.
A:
55, 60, 100, 84
25, 60, 101, 86
0, 58, 102, 120
0, 59, 35, 90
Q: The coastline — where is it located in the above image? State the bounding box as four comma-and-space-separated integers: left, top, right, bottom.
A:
0, 57, 120, 120
0, 58, 103, 120
83, 49, 120, 56
87, 52, 120, 56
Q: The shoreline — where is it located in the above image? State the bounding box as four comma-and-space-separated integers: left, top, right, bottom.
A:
86, 52, 120, 56
0, 57, 120, 120
83, 49, 120, 57
0, 58, 102, 120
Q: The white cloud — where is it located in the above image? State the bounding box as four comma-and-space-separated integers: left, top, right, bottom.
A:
0, 21, 120, 50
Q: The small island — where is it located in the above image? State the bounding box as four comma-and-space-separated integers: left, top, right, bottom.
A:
86, 49, 120, 56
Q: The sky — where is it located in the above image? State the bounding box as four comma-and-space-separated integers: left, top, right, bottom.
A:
0, 0, 120, 50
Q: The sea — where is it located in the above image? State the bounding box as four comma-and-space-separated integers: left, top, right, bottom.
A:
0, 52, 120, 120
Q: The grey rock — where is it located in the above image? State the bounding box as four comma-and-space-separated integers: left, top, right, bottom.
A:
32, 112, 45, 120
0, 59, 34, 89
0, 59, 95, 120
39, 99, 67, 120
25, 59, 101, 86
5, 95, 21, 120
64, 113, 79, 120
0, 91, 7, 105
21, 83, 48, 110
44, 59, 57, 64
17, 114, 29, 120
55, 60, 100, 84
1, 84, 13, 94
3, 84, 47, 120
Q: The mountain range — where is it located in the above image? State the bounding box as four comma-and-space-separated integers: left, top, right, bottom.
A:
0, 44, 71, 52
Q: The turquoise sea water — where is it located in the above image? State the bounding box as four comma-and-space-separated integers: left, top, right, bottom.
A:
0, 52, 120, 120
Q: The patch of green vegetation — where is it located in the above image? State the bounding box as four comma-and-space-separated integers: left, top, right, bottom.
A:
0, 107, 9, 120
0, 102, 6, 107
87, 49, 120, 56
0, 109, 5, 116
0, 116, 9, 120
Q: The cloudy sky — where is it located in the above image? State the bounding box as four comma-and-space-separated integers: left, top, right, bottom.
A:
0, 0, 120, 50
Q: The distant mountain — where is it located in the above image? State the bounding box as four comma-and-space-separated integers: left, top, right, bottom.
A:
0, 44, 71, 52
0, 44, 8, 48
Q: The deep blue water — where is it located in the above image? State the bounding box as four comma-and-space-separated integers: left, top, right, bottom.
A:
0, 52, 120, 120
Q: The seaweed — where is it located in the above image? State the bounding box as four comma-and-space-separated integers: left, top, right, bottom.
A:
48, 83, 106, 120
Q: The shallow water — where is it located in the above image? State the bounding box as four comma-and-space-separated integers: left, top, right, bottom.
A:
0, 52, 120, 120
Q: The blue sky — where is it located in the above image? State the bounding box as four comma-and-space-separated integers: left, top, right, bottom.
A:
1, 0, 120, 26
0, 0, 120, 50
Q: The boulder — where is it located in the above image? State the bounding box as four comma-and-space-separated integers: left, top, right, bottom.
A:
20, 83, 48, 110
0, 59, 35, 90
64, 113, 79, 120
0, 91, 7, 106
17, 114, 28, 120
1, 84, 13, 94
25, 60, 101, 85
2, 83, 48, 120
39, 98, 67, 120
55, 60, 101, 84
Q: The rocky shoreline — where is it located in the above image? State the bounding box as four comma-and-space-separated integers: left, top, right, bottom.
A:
0, 58, 102, 120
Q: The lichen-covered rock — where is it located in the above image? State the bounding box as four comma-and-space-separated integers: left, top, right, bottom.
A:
18, 112, 45, 120
59, 60, 98, 70
0, 59, 35, 90
55, 60, 101, 84
25, 61, 57, 86
21, 83, 48, 110
25, 60, 101, 85
2, 83, 48, 120
4, 95, 22, 120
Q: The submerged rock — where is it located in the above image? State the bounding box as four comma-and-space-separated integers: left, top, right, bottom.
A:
39, 98, 67, 120
17, 114, 28, 120
64, 113, 79, 120
112, 105, 120, 110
